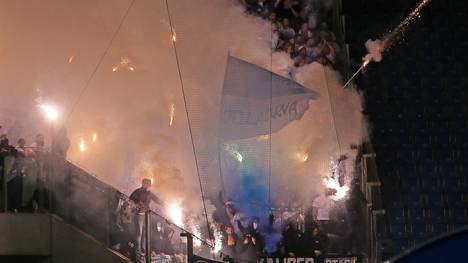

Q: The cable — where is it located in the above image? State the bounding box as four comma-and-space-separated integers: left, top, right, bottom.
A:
163, 0, 214, 250
268, 19, 273, 204
321, 65, 343, 155
217, 52, 234, 198
66, 0, 136, 121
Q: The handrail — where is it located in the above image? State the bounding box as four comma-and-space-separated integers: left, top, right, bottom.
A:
66, 158, 213, 248
0, 153, 215, 258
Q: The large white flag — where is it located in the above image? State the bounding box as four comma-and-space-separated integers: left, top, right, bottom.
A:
220, 56, 319, 140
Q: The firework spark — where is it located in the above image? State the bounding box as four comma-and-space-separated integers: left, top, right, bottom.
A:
169, 103, 175, 126
323, 176, 349, 200
322, 159, 349, 200
384, 0, 431, 51
213, 228, 223, 253
342, 0, 432, 89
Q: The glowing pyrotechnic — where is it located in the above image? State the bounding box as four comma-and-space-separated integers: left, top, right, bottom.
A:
342, 0, 432, 89
234, 151, 243, 163
120, 56, 130, 65
187, 219, 202, 247
92, 133, 97, 143
296, 152, 309, 162
225, 144, 244, 163
68, 56, 74, 64
384, 0, 431, 51
79, 137, 86, 152
168, 203, 184, 227
192, 228, 202, 247
213, 229, 223, 253
171, 33, 177, 42
112, 57, 136, 72
323, 177, 349, 200
169, 103, 175, 126
362, 58, 371, 68
39, 103, 59, 121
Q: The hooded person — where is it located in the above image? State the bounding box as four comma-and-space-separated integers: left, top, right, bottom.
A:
237, 217, 265, 261
302, 225, 328, 262
282, 221, 303, 257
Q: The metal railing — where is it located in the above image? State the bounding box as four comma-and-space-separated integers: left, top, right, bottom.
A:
0, 153, 217, 263
360, 151, 386, 263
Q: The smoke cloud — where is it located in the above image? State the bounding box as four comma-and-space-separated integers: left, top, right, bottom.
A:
364, 39, 385, 63
0, 0, 367, 241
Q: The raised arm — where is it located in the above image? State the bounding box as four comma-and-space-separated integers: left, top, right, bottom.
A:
150, 192, 165, 206
237, 220, 246, 235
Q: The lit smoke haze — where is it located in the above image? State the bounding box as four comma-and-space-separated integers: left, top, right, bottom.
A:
0, 0, 367, 246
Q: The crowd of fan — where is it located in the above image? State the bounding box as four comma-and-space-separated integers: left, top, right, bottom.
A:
0, 132, 45, 158
107, 179, 369, 263
241, 0, 341, 68
1, 126, 368, 263
210, 186, 368, 262
0, 123, 71, 214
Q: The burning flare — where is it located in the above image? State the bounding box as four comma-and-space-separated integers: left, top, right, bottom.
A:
168, 203, 184, 227
79, 137, 86, 152
92, 133, 97, 143
342, 0, 432, 89
323, 176, 349, 200
225, 144, 244, 163
296, 152, 309, 163
169, 103, 175, 126
39, 103, 59, 121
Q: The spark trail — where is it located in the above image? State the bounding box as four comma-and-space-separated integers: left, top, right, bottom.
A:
342, 0, 432, 89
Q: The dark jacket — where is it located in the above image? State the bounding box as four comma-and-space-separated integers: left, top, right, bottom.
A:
129, 187, 163, 211
283, 227, 303, 255
302, 231, 328, 256
237, 220, 265, 256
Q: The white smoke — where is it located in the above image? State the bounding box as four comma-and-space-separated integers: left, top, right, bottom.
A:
364, 38, 385, 63
0, 0, 367, 215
